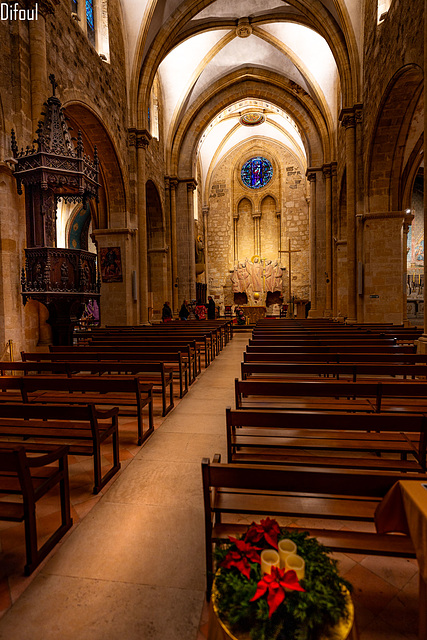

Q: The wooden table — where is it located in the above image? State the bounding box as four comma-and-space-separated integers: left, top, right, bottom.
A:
376, 480, 427, 640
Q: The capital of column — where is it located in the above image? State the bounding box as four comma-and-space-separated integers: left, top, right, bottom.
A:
128, 128, 151, 149
339, 107, 356, 129
307, 172, 316, 183
322, 163, 332, 179
252, 210, 261, 219
169, 177, 178, 191
202, 206, 209, 216
330, 161, 337, 177
276, 210, 281, 218
185, 179, 197, 193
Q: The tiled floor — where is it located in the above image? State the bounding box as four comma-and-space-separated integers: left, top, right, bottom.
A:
0, 332, 421, 639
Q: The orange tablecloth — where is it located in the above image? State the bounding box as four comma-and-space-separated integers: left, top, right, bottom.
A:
375, 480, 427, 640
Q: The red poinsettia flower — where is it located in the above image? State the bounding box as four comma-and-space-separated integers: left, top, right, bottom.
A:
244, 517, 282, 549
220, 537, 261, 579
250, 566, 305, 617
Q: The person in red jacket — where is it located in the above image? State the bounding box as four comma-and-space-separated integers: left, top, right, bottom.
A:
194, 300, 206, 320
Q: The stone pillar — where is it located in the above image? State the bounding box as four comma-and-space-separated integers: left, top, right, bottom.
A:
203, 206, 209, 286
233, 210, 239, 264
331, 163, 338, 316
276, 210, 282, 259
340, 109, 357, 322
164, 177, 173, 307
136, 130, 151, 323
362, 211, 408, 324
323, 163, 332, 316
253, 210, 261, 256
307, 171, 317, 316
423, 0, 427, 343
402, 214, 413, 326
169, 178, 179, 313
186, 180, 197, 302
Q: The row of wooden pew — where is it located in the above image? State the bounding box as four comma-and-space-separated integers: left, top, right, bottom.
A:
0, 319, 233, 574
202, 318, 427, 627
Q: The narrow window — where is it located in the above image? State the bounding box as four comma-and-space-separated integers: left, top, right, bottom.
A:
86, 0, 95, 46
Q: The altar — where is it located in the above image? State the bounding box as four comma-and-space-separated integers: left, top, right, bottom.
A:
241, 306, 266, 324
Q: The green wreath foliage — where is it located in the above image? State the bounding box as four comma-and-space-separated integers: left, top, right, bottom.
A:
213, 529, 352, 640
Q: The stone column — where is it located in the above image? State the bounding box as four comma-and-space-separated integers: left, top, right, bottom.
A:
136, 130, 151, 323
331, 163, 338, 316
276, 210, 282, 259
340, 109, 357, 322
424, 0, 427, 343
164, 177, 173, 306
203, 206, 209, 286
233, 211, 239, 264
253, 210, 261, 256
402, 214, 414, 326
186, 180, 197, 302
323, 163, 332, 316
169, 178, 179, 313
307, 171, 317, 316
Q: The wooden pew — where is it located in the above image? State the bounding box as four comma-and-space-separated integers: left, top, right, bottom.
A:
225, 407, 427, 471
243, 351, 427, 365
234, 378, 427, 413
240, 361, 427, 382
202, 456, 424, 598
0, 360, 174, 417
22, 350, 189, 398
0, 444, 72, 574
0, 375, 154, 446
0, 403, 120, 494
50, 343, 198, 383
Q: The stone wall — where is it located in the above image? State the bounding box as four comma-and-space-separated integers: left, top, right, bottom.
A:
206, 140, 309, 310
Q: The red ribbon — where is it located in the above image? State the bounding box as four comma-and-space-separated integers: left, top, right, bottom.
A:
250, 566, 305, 617
245, 517, 282, 550
220, 537, 261, 580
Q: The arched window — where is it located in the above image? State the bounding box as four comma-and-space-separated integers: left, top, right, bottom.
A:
71, 0, 110, 61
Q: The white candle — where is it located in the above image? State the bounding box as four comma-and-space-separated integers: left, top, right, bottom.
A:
278, 539, 297, 568
285, 553, 305, 581
260, 549, 280, 575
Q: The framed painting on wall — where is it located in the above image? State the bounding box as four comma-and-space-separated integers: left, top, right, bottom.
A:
100, 246, 123, 282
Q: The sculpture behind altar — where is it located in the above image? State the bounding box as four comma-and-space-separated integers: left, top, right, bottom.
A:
229, 257, 284, 307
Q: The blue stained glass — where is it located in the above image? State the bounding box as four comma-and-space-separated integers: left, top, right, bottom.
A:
86, 0, 94, 30
241, 157, 273, 189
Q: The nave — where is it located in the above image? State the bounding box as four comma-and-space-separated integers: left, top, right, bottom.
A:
0, 331, 420, 640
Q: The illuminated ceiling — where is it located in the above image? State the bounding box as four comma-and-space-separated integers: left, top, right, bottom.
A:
119, 0, 362, 192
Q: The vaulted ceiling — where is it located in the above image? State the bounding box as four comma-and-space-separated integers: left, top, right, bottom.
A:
119, 0, 362, 190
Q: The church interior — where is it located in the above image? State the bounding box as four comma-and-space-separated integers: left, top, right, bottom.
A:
1, 0, 427, 639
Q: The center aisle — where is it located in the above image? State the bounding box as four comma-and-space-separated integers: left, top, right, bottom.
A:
0, 332, 249, 640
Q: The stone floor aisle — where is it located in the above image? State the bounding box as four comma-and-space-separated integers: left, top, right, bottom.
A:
0, 333, 249, 640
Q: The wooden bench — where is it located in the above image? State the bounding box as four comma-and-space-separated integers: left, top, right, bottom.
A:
243, 351, 427, 365
0, 444, 73, 574
235, 378, 427, 413
0, 403, 120, 493
50, 343, 197, 384
240, 361, 427, 382
225, 407, 427, 471
0, 360, 174, 417
202, 456, 425, 598
0, 375, 153, 446
22, 350, 189, 399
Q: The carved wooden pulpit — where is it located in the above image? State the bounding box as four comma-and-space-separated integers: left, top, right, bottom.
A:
11, 75, 100, 344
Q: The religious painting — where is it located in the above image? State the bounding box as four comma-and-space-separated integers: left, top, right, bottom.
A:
100, 246, 123, 282
414, 239, 424, 265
